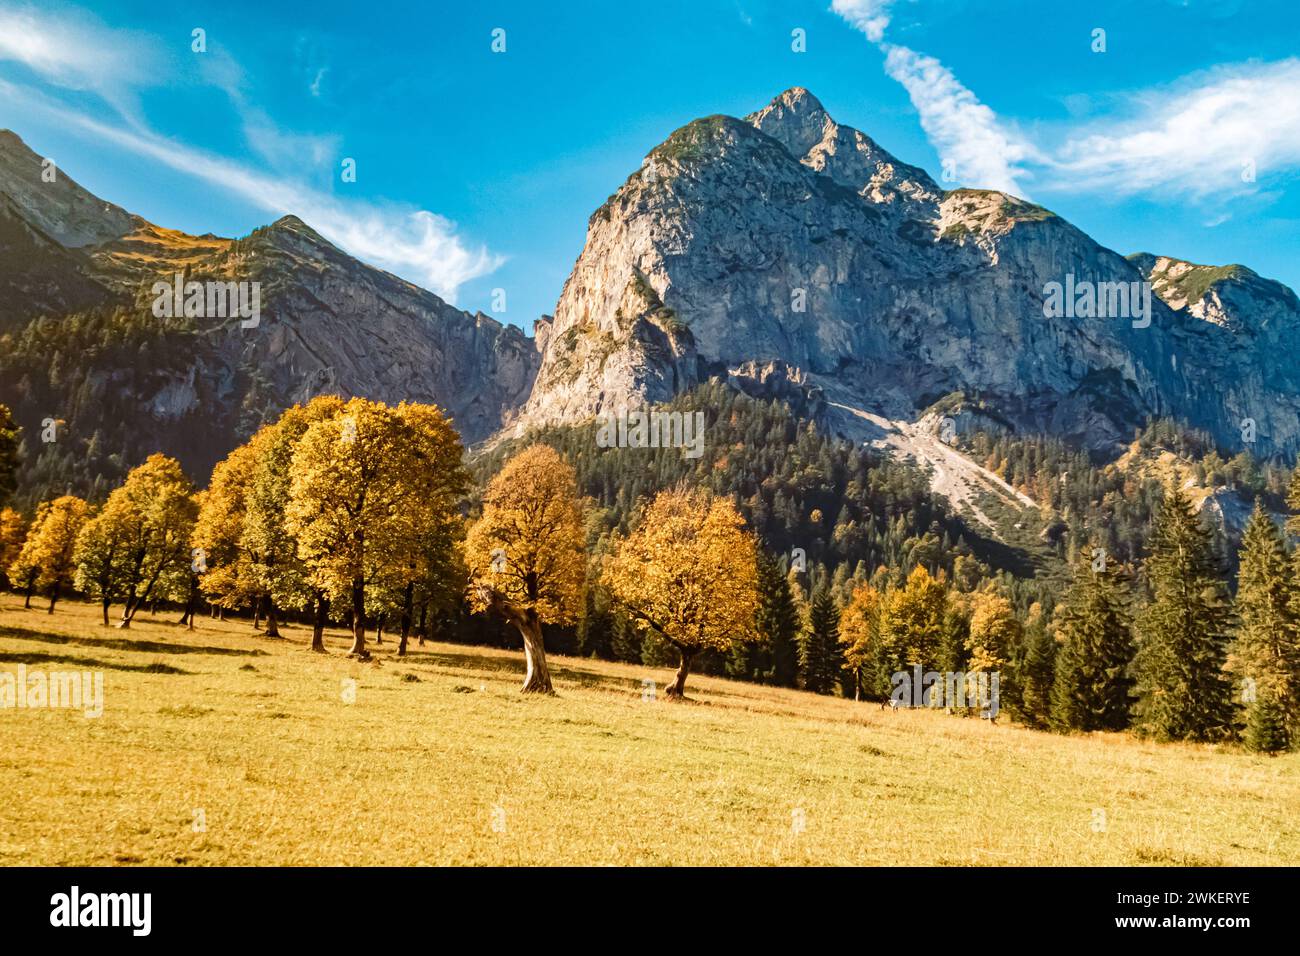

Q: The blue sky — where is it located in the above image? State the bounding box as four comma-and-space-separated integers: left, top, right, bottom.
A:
1, 0, 1298, 326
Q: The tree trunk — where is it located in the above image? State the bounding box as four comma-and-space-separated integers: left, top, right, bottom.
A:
665, 645, 696, 699
347, 578, 369, 659
101, 598, 111, 627
375, 613, 385, 645
310, 593, 329, 652
181, 575, 197, 630
515, 613, 553, 694
23, 572, 35, 608
398, 581, 414, 656
264, 596, 281, 638
417, 602, 428, 647
478, 587, 552, 693
47, 581, 60, 614
253, 597, 262, 631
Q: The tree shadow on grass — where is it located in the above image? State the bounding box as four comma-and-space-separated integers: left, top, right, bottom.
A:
413, 647, 646, 695
0, 625, 264, 658
0, 651, 191, 675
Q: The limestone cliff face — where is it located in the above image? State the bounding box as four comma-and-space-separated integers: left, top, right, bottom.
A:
518, 88, 1300, 456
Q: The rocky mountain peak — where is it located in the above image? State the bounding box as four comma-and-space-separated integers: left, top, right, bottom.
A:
514, 87, 1300, 457
745, 87, 832, 157
0, 128, 136, 248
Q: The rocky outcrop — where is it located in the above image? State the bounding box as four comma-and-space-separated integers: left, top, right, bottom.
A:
516, 88, 1300, 457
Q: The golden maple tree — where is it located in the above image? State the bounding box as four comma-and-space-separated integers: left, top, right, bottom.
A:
465, 444, 585, 693
15, 495, 90, 613
286, 397, 465, 659
604, 487, 760, 698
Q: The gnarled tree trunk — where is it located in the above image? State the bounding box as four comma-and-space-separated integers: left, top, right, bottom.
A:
665, 645, 696, 699
478, 586, 553, 694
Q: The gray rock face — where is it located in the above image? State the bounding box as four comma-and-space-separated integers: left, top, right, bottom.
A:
518, 88, 1300, 457
193, 215, 540, 444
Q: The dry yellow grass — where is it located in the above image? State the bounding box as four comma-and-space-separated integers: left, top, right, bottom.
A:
1, 597, 1296, 866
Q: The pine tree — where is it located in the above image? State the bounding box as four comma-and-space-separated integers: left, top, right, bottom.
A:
1230, 501, 1300, 744
800, 586, 843, 694
1050, 555, 1135, 732
1134, 489, 1235, 742
731, 552, 800, 686
1244, 694, 1290, 754
1017, 619, 1056, 729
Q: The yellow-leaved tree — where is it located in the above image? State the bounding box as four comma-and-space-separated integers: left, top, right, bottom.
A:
604, 488, 760, 698
286, 398, 466, 659
8, 501, 49, 607
193, 441, 261, 623
0, 506, 27, 593
839, 581, 883, 698
465, 445, 586, 693
16, 495, 90, 613
76, 454, 197, 628
966, 590, 1020, 676
877, 565, 949, 681
241, 396, 346, 650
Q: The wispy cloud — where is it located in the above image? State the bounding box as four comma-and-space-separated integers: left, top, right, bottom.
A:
0, 2, 500, 302
831, 0, 1035, 194
0, 2, 162, 123
830, 0, 895, 44
881, 44, 1039, 195
830, 2, 1300, 206
1051, 59, 1300, 200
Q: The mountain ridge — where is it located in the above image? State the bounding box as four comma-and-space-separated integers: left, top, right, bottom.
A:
513, 87, 1300, 462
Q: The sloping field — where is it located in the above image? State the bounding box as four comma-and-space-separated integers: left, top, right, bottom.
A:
0, 598, 1295, 866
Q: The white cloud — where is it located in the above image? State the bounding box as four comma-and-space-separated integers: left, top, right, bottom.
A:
0, 3, 162, 123
830, 2, 1300, 205
831, 0, 1036, 194
1050, 59, 1300, 200
0, 3, 500, 302
830, 0, 895, 44
882, 44, 1040, 195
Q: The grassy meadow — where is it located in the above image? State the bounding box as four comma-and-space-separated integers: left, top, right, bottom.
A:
1, 596, 1296, 866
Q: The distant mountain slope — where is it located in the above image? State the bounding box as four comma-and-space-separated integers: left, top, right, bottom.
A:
0, 130, 539, 501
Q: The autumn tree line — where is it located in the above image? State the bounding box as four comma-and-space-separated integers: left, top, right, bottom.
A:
0, 397, 1298, 750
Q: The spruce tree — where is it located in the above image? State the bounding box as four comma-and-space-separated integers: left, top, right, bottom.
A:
1134, 489, 1235, 742
1050, 555, 1135, 732
1017, 621, 1056, 729
1231, 501, 1300, 744
1244, 694, 1290, 754
800, 586, 843, 694
731, 552, 799, 686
